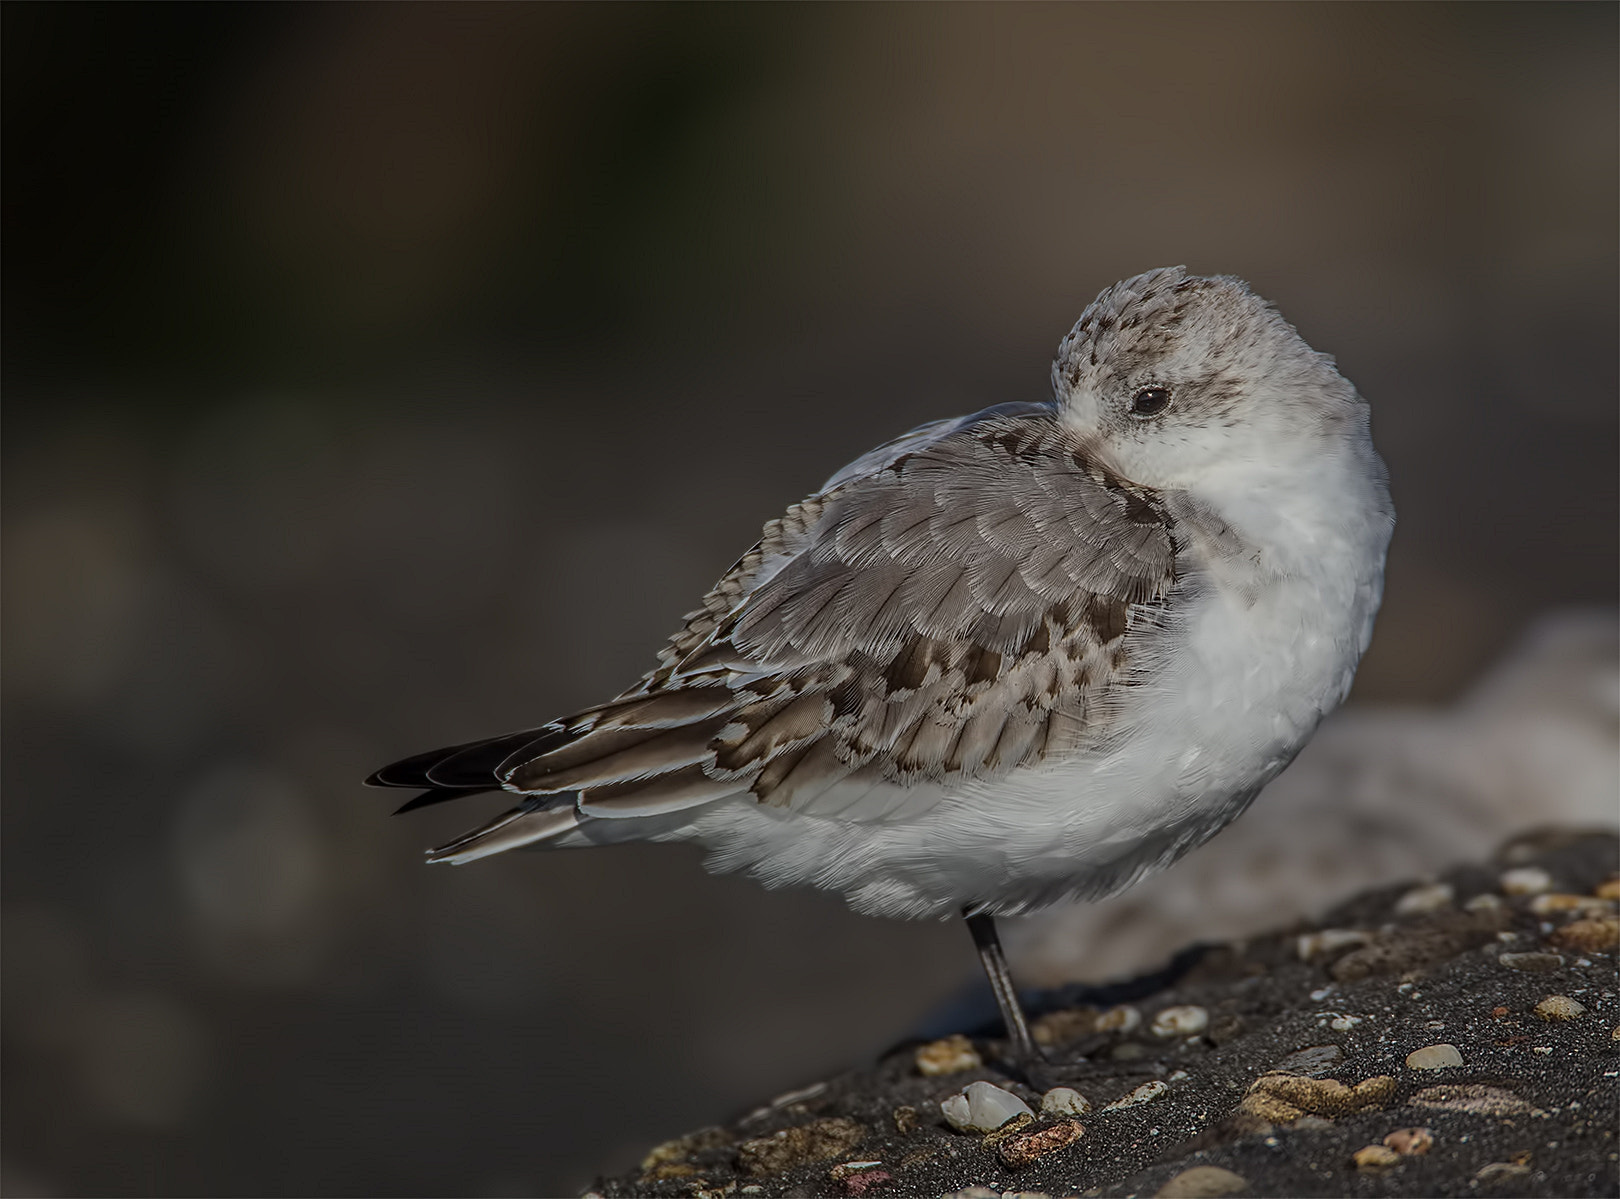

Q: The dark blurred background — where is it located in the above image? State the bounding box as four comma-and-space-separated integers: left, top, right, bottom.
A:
3, 4, 1615, 1195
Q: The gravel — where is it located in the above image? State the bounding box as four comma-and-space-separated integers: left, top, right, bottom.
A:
591, 830, 1619, 1198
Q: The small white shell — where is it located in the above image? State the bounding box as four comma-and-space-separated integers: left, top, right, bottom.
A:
940, 1080, 1035, 1133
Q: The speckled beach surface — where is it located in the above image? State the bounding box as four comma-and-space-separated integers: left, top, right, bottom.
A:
593, 830, 1618, 1199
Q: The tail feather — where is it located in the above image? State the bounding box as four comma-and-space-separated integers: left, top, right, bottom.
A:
372, 689, 754, 860
429, 727, 565, 787
392, 787, 469, 815
366, 727, 551, 790
426, 803, 581, 865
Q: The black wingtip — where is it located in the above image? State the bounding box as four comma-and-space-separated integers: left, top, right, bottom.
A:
392, 788, 470, 815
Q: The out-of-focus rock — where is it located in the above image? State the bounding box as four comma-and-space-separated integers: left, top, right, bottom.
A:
1393, 883, 1454, 915
1497, 950, 1565, 972
1498, 867, 1553, 895
1095, 1005, 1141, 1034
1474, 1162, 1533, 1186
1528, 893, 1614, 916
1154, 1166, 1250, 1197
914, 1034, 982, 1076
1351, 1144, 1401, 1170
1383, 1127, 1434, 1156
1548, 915, 1620, 954
1151, 1005, 1209, 1039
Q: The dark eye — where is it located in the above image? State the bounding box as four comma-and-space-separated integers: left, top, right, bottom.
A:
1130, 386, 1172, 418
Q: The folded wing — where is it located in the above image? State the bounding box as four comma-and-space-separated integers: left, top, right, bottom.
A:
367, 405, 1179, 857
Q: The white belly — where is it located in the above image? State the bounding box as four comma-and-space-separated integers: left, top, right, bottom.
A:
677, 554, 1383, 920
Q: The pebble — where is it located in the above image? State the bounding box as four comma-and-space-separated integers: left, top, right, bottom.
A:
1352, 1144, 1401, 1170
1238, 1072, 1396, 1122
1466, 893, 1506, 913
1331, 918, 1499, 982
1153, 1166, 1250, 1197
981, 1112, 1037, 1148
1104, 1080, 1168, 1110
915, 1033, 983, 1076
828, 1160, 884, 1178
1596, 877, 1620, 901
1405, 1043, 1463, 1070
1151, 1005, 1210, 1038
1031, 1007, 1097, 1047
1499, 866, 1553, 895
840, 1170, 891, 1197
1530, 893, 1613, 916
639, 1126, 732, 1177
1394, 883, 1454, 915
1534, 995, 1586, 1021
940, 1189, 1000, 1199
1548, 916, 1620, 954
1329, 1015, 1362, 1032
996, 1118, 1085, 1168
829, 1160, 889, 1195
737, 1118, 868, 1177
1499, 951, 1565, 973
1474, 1162, 1532, 1185
1274, 1044, 1343, 1076
1384, 1126, 1435, 1155
940, 1081, 1034, 1134
891, 1106, 919, 1135
768, 1080, 829, 1108
1410, 1084, 1536, 1116
1095, 1004, 1142, 1034
1297, 928, 1371, 961
1040, 1086, 1092, 1117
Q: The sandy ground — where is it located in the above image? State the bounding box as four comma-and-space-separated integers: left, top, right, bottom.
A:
594, 830, 1618, 1198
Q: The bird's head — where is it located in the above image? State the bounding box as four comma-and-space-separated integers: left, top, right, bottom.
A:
1052, 267, 1369, 492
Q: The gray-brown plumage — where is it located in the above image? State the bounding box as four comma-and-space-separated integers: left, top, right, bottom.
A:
371, 403, 1178, 840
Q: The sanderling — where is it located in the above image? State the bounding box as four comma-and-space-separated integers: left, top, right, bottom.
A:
368, 266, 1394, 1062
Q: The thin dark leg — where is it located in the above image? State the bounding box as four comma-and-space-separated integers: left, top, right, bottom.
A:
964, 910, 1043, 1063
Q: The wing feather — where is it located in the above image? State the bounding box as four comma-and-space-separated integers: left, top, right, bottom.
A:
377, 403, 1179, 841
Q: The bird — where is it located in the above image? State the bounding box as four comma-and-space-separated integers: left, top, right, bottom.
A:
367, 266, 1394, 1063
